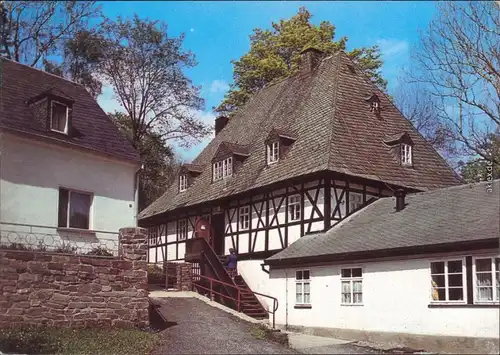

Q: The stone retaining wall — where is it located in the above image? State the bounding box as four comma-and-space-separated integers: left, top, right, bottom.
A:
0, 227, 149, 328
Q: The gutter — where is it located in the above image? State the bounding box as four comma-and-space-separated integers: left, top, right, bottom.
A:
134, 164, 144, 226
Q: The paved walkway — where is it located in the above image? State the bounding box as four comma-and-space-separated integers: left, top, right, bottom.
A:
150, 295, 386, 354
151, 297, 297, 354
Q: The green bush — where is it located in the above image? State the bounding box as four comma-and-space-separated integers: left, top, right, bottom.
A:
148, 264, 164, 278
85, 246, 114, 257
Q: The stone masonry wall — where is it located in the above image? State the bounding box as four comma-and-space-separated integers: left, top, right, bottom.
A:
0, 227, 149, 328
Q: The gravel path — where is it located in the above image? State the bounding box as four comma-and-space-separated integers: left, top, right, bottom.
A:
151, 297, 298, 354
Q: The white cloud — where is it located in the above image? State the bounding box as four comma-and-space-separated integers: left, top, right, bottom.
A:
174, 110, 215, 162
376, 39, 409, 58
190, 28, 195, 33
209, 79, 230, 94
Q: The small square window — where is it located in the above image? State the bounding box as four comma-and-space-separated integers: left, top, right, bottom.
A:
57, 188, 92, 230
213, 157, 232, 181
430, 259, 465, 302
51, 101, 69, 134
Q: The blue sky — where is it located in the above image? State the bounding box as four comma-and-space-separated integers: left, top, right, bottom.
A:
97, 1, 438, 162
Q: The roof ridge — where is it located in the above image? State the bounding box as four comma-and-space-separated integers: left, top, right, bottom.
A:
409, 179, 499, 197
0, 57, 85, 89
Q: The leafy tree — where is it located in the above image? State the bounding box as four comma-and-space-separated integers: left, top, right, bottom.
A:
110, 112, 182, 210
215, 7, 386, 116
99, 15, 210, 150
409, 1, 499, 165
459, 130, 500, 183
0, 1, 101, 67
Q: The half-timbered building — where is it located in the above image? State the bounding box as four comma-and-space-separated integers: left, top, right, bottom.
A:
139, 48, 461, 312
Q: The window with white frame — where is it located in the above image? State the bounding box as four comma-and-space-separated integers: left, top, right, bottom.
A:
473, 257, 500, 303
177, 219, 188, 240
57, 188, 93, 230
430, 259, 465, 302
289, 195, 301, 221
179, 175, 188, 192
401, 144, 412, 165
267, 141, 279, 164
51, 101, 69, 134
295, 270, 310, 305
349, 193, 363, 213
239, 206, 250, 230
213, 157, 233, 181
341, 268, 363, 304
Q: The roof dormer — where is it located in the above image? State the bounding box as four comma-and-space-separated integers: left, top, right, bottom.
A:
212, 142, 249, 182
365, 93, 381, 115
384, 132, 414, 167
178, 164, 204, 192
27, 87, 75, 136
265, 128, 297, 165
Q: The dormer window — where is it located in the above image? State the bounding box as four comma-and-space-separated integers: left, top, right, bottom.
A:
401, 144, 412, 165
179, 175, 188, 192
51, 101, 69, 134
267, 141, 279, 164
213, 157, 232, 181
365, 93, 381, 114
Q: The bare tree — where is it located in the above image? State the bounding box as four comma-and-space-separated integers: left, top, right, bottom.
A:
99, 16, 210, 151
410, 1, 499, 164
0, 1, 101, 67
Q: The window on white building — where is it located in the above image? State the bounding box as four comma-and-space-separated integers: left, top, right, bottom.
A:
473, 257, 500, 303
295, 270, 310, 305
177, 219, 188, 240
57, 188, 93, 230
179, 175, 188, 192
401, 144, 412, 165
430, 259, 465, 302
267, 141, 279, 164
51, 101, 69, 134
289, 195, 301, 221
341, 268, 363, 304
239, 206, 250, 230
349, 193, 363, 213
213, 157, 233, 181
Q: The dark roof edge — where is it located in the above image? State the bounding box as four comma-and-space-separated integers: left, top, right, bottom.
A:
264, 238, 499, 268
2, 125, 142, 165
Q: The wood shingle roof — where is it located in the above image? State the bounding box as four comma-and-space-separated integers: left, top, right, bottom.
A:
0, 58, 140, 163
139, 51, 462, 220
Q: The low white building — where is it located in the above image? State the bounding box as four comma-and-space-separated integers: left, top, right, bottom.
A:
264, 180, 500, 354
0, 58, 141, 254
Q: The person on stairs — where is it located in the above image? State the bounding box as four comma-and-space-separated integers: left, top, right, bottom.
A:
224, 248, 238, 281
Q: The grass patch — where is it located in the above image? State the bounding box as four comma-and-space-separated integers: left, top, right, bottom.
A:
0, 327, 161, 355
250, 324, 272, 340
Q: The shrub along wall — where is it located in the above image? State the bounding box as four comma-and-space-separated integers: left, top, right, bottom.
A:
0, 227, 149, 329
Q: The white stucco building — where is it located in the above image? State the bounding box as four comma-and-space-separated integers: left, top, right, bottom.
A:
0, 58, 141, 254
265, 180, 500, 354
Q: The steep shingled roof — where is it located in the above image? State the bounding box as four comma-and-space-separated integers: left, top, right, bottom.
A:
139, 51, 461, 220
266, 180, 500, 264
0, 58, 140, 163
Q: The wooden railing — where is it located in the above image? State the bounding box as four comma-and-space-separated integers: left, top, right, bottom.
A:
193, 274, 279, 328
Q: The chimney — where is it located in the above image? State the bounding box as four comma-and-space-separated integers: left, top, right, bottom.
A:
300, 47, 324, 72
215, 116, 229, 135
394, 189, 406, 212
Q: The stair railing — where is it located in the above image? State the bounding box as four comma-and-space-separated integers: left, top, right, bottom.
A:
193, 273, 279, 328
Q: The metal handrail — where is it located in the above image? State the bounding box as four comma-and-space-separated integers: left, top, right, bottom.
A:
194, 273, 279, 329
0, 221, 119, 235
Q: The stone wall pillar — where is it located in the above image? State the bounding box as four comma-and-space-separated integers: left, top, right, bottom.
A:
118, 227, 147, 261
176, 263, 192, 291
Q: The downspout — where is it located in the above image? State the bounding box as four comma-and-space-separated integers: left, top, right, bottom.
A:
134, 164, 144, 226
285, 269, 289, 330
